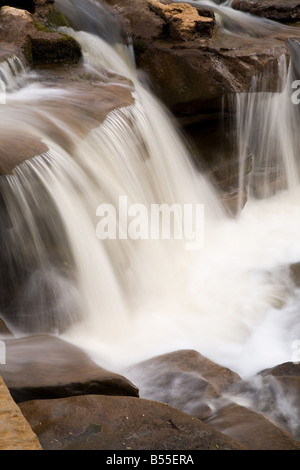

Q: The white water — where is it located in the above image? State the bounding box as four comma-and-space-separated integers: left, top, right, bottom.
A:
0, 0, 300, 383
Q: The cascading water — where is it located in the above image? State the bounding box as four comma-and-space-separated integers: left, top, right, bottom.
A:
0, 0, 300, 389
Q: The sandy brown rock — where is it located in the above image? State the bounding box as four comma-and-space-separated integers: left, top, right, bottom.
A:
0, 376, 42, 450
148, 0, 215, 40
20, 394, 247, 450
0, 335, 139, 402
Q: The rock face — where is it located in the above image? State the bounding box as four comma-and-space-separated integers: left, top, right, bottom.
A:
0, 376, 42, 450
0, 5, 81, 65
106, 0, 293, 121
104, 0, 300, 212
0, 335, 139, 402
19, 394, 247, 450
232, 0, 300, 22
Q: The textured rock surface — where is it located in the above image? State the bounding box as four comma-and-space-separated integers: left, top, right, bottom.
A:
0, 376, 42, 450
20, 394, 247, 450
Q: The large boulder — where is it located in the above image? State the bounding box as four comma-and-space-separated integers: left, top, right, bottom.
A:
0, 335, 139, 402
126, 349, 241, 420
19, 394, 247, 450
0, 376, 42, 450
232, 0, 300, 23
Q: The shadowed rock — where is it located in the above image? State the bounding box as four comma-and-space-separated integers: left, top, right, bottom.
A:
0, 335, 139, 402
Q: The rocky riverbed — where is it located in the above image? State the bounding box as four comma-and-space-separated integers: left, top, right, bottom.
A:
1, 0, 300, 451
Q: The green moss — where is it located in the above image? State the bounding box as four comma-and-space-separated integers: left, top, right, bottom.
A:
34, 20, 53, 33
30, 34, 82, 64
45, 8, 70, 28
22, 37, 33, 64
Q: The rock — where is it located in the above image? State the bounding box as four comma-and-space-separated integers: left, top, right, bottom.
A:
0, 335, 139, 402
0, 317, 13, 337
126, 349, 241, 420
0, 0, 37, 13
0, 376, 42, 450
232, 0, 300, 23
0, 5, 81, 65
19, 394, 247, 450
0, 63, 134, 175
147, 0, 216, 41
258, 362, 300, 439
206, 402, 300, 450
290, 262, 300, 286
106, 0, 295, 121
260, 361, 300, 377
104, 0, 299, 205
187, 118, 252, 214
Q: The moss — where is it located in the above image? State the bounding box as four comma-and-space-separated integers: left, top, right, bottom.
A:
34, 20, 53, 33
22, 37, 33, 64
45, 8, 70, 29
30, 34, 82, 65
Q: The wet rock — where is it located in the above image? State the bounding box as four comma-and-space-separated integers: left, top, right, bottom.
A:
105, 0, 294, 121
0, 317, 13, 337
0, 63, 134, 175
126, 349, 241, 420
232, 0, 300, 23
290, 262, 300, 286
0, 335, 139, 402
20, 394, 247, 450
206, 402, 300, 450
0, 376, 42, 450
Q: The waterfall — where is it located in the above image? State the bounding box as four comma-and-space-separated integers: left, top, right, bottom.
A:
0, 0, 300, 379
